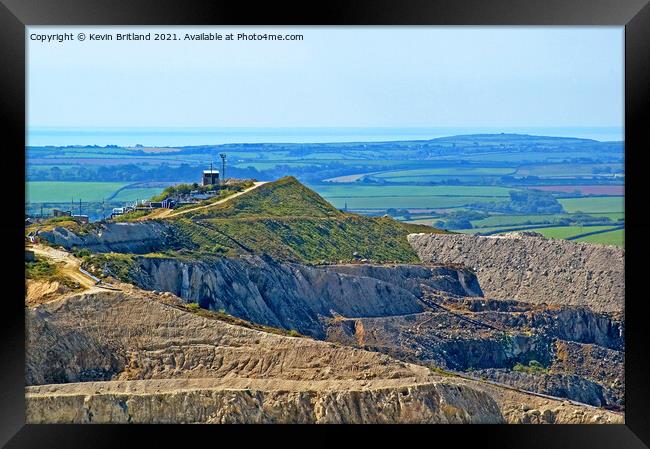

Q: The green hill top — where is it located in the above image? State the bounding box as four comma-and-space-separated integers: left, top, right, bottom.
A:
185, 176, 342, 220
166, 176, 443, 263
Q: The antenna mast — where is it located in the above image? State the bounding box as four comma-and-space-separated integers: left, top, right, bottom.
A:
219, 153, 226, 185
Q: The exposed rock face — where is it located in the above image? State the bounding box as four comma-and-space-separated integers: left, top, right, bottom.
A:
39, 222, 174, 254
26, 305, 125, 385
550, 340, 624, 406
26, 280, 72, 307
26, 378, 503, 424
25, 256, 625, 424
323, 294, 625, 410
106, 252, 624, 411
473, 369, 617, 408
127, 256, 481, 338
25, 289, 505, 424
325, 311, 553, 371
453, 299, 623, 351
407, 232, 624, 313
26, 289, 431, 385
448, 374, 623, 424
325, 263, 483, 297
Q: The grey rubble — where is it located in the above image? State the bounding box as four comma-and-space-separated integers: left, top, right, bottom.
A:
407, 232, 624, 314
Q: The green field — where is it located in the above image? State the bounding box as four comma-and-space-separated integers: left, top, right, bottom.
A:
470, 214, 564, 228
516, 163, 624, 178
467, 212, 624, 228
313, 184, 515, 210
407, 212, 625, 229
577, 212, 625, 221
373, 167, 515, 179
112, 187, 166, 202
233, 162, 320, 170
451, 150, 608, 163
325, 195, 504, 210
528, 225, 617, 240
457, 225, 544, 235
313, 185, 514, 198
575, 229, 624, 247
26, 182, 130, 203
377, 175, 504, 183
559, 196, 624, 214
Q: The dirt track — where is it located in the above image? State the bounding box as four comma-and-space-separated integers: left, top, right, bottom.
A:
144, 182, 267, 220
28, 245, 98, 291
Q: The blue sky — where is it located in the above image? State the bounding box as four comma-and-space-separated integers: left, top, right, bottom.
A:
27, 26, 623, 129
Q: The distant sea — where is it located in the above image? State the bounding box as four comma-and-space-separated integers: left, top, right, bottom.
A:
27, 127, 624, 147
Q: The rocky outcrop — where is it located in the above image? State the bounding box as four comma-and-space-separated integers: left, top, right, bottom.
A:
470, 380, 623, 424
26, 280, 75, 307
25, 260, 625, 424
451, 299, 623, 351
474, 369, 619, 408
25, 289, 506, 424
325, 263, 483, 297
325, 311, 553, 371
26, 306, 125, 385
408, 232, 624, 313
323, 294, 625, 410
551, 340, 624, 404
26, 378, 503, 424
26, 289, 432, 385
126, 256, 481, 338
39, 221, 174, 254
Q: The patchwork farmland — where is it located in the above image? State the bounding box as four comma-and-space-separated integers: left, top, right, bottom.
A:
26, 133, 624, 245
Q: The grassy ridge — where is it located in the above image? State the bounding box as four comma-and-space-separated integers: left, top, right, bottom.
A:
44, 177, 447, 264
186, 177, 341, 219
167, 176, 444, 263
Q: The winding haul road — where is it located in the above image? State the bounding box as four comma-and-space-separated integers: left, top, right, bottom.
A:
28, 244, 119, 292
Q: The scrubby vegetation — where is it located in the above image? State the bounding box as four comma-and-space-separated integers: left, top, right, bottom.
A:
26, 216, 82, 235
34, 177, 447, 264
25, 258, 57, 279
81, 253, 138, 282
25, 257, 82, 290
429, 365, 458, 377
111, 209, 153, 222
170, 187, 244, 213
435, 210, 490, 230
513, 360, 549, 375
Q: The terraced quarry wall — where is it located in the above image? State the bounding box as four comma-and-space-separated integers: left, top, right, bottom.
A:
25, 289, 505, 424
122, 256, 481, 338
25, 286, 623, 424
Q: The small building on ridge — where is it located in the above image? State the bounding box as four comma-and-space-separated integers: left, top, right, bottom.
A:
202, 169, 219, 186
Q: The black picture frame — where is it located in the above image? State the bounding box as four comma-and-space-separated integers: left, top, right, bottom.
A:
2, 0, 648, 447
